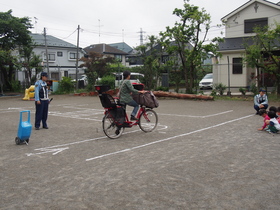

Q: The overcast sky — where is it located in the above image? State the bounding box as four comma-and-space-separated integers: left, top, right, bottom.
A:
1, 0, 279, 48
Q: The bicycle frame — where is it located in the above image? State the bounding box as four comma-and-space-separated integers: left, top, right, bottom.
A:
96, 85, 158, 138
104, 105, 147, 128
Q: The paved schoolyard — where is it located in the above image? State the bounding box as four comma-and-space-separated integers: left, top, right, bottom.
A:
0, 94, 279, 209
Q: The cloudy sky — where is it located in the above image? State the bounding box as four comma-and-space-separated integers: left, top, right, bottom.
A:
1, 0, 279, 48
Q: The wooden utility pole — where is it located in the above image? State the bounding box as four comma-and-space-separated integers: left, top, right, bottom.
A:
75, 25, 80, 90
44, 28, 50, 76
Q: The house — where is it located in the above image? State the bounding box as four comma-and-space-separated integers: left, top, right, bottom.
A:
108, 42, 133, 54
83, 43, 128, 66
17, 33, 85, 83
213, 0, 280, 92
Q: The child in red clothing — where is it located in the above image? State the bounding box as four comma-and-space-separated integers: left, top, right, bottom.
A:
258, 109, 270, 131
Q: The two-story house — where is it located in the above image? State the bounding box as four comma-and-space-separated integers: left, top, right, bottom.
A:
17, 33, 85, 83
213, 0, 280, 92
84, 43, 128, 66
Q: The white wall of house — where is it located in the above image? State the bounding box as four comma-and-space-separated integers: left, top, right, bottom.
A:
225, 1, 280, 38
17, 46, 85, 86
33, 46, 85, 80
213, 51, 255, 90
213, 0, 280, 92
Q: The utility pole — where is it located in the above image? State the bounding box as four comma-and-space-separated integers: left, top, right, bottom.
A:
75, 25, 80, 90
44, 27, 50, 76
137, 28, 146, 45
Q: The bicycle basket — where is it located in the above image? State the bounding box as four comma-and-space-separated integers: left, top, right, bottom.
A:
99, 94, 117, 108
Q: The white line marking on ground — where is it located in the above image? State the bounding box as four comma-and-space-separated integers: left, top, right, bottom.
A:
25, 124, 168, 157
26, 147, 69, 156
159, 110, 233, 118
85, 114, 254, 161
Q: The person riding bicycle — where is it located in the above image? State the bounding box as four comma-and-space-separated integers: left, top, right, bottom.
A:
119, 71, 145, 120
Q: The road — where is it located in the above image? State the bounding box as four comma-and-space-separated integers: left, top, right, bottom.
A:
1, 95, 279, 209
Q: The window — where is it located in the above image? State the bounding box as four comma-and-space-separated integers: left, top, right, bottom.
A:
115, 55, 122, 62
43, 53, 55, 61
57, 52, 63, 57
51, 72, 59, 80
232, 58, 243, 74
49, 54, 55, 61
69, 52, 80, 60
70, 52, 77, 59
244, 18, 268, 33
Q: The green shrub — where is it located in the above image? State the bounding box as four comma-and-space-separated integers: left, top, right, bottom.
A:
99, 75, 115, 89
11, 80, 21, 92
239, 87, 246, 96
250, 83, 258, 95
198, 90, 204, 95
210, 89, 217, 96
155, 86, 169, 91
214, 83, 227, 95
57, 77, 74, 93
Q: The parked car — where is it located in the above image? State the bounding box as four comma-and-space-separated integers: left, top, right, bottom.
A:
114, 72, 144, 87
72, 74, 88, 86
199, 73, 213, 89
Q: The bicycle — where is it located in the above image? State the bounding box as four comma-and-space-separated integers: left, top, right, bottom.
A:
95, 85, 158, 139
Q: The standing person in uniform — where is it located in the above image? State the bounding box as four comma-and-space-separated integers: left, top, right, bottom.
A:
119, 71, 145, 120
34, 72, 50, 130
253, 88, 268, 115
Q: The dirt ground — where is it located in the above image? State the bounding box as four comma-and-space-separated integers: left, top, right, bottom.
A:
0, 94, 279, 209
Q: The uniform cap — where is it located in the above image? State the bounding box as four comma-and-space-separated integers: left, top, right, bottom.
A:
41, 72, 48, 77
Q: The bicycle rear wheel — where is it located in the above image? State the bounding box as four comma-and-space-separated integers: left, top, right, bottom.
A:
139, 109, 158, 132
102, 112, 124, 139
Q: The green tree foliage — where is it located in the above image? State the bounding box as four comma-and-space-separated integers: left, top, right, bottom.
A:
243, 24, 280, 95
57, 77, 74, 94
80, 51, 116, 90
135, 35, 163, 90
19, 45, 43, 87
160, 0, 222, 93
98, 75, 115, 89
0, 10, 32, 91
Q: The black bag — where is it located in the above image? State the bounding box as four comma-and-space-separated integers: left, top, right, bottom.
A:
109, 107, 126, 125
133, 91, 159, 108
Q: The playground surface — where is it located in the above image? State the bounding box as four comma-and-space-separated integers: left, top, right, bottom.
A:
1, 95, 280, 209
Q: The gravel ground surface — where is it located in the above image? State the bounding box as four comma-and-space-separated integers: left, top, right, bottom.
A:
0, 94, 279, 209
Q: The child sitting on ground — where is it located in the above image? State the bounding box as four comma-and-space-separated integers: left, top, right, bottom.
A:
258, 109, 270, 131
269, 106, 279, 122
267, 111, 280, 133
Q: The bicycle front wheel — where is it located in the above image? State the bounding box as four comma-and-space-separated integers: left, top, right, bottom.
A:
139, 109, 158, 132
102, 113, 124, 139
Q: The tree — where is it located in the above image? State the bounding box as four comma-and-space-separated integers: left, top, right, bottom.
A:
0, 10, 32, 91
135, 35, 162, 90
19, 45, 43, 87
160, 0, 222, 93
244, 24, 280, 95
80, 52, 116, 90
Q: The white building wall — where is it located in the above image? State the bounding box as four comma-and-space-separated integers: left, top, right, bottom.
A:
213, 51, 255, 91
31, 47, 85, 80
225, 2, 280, 38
